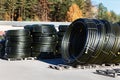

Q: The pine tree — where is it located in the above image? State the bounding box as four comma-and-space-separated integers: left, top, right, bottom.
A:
49, 0, 71, 21
4, 0, 17, 20
83, 0, 92, 18
34, 0, 50, 21
0, 0, 6, 20
97, 3, 108, 19
24, 0, 37, 20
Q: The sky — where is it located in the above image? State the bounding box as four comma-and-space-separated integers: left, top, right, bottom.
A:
91, 0, 120, 15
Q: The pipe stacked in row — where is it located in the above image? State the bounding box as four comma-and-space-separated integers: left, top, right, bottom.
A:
5, 30, 32, 59
57, 25, 68, 57
31, 24, 57, 59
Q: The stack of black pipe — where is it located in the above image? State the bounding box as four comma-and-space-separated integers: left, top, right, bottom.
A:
5, 30, 32, 59
111, 23, 120, 63
57, 25, 68, 57
61, 18, 120, 65
0, 39, 5, 58
24, 25, 33, 32
31, 24, 57, 59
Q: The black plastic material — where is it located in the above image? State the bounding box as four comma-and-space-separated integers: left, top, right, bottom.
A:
58, 25, 68, 32
33, 36, 57, 44
61, 18, 120, 65
31, 24, 58, 58
6, 29, 30, 36
32, 24, 57, 34
5, 29, 32, 59
6, 36, 32, 42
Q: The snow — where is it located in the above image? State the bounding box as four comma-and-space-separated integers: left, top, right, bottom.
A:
0, 59, 119, 80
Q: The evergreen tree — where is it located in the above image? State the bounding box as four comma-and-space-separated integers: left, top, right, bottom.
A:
98, 3, 108, 19
34, 0, 50, 21
0, 0, 6, 20
83, 0, 93, 18
49, 0, 71, 21
25, 0, 37, 20
0, 0, 119, 22
4, 0, 17, 20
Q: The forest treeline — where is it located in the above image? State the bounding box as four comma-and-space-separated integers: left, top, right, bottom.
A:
0, 0, 120, 22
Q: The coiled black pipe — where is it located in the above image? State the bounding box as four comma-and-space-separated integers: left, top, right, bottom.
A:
31, 24, 58, 59
111, 23, 120, 63
86, 19, 105, 64
5, 29, 32, 59
0, 39, 5, 58
32, 24, 57, 36
59, 25, 68, 32
6, 30, 30, 36
61, 18, 120, 65
56, 25, 68, 57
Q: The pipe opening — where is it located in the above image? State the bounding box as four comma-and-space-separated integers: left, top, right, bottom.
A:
69, 21, 87, 59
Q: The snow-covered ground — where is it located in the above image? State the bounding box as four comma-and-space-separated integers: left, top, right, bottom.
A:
0, 59, 119, 80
